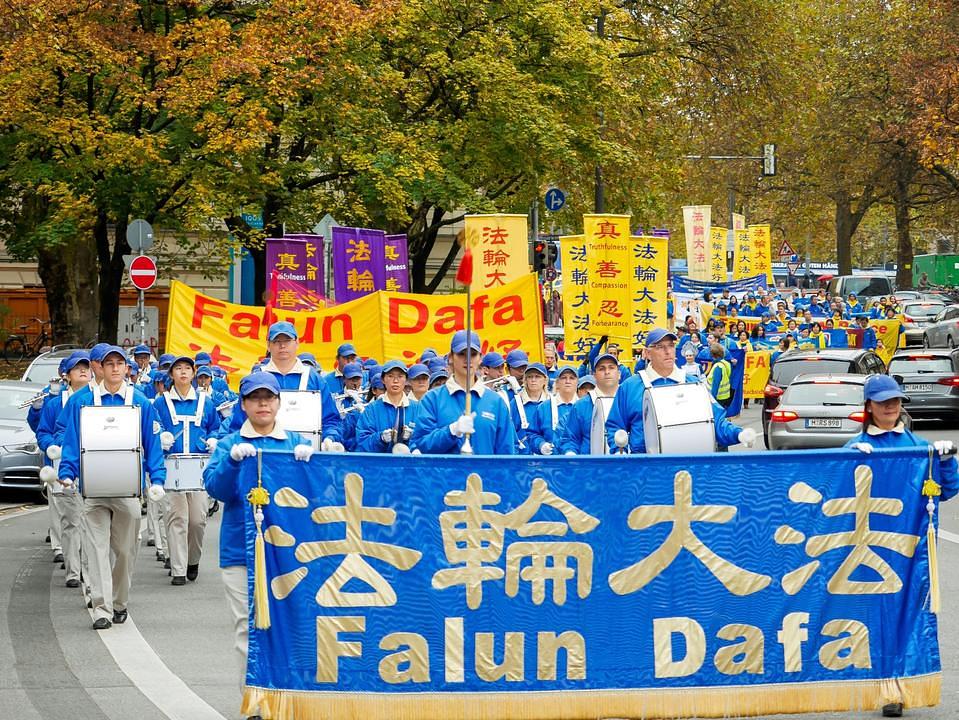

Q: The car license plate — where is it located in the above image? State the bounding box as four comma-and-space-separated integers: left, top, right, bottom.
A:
806, 418, 842, 429
906, 384, 933, 393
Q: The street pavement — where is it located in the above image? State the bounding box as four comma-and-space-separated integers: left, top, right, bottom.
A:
1, 404, 958, 720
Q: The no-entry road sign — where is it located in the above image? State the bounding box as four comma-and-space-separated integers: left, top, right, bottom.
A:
129, 255, 158, 291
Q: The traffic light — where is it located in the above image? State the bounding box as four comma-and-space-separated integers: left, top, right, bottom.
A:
532, 240, 547, 272
546, 241, 558, 267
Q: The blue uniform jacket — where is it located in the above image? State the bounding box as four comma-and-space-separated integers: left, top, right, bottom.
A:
859, 326, 878, 350
605, 369, 742, 453
508, 392, 546, 454
56, 383, 166, 485
35, 390, 74, 465
411, 379, 516, 455
203, 424, 303, 567
844, 427, 959, 500
153, 389, 222, 454
355, 396, 421, 453
557, 393, 597, 455
528, 396, 576, 453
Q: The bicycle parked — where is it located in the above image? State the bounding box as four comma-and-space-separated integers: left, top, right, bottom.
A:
3, 317, 52, 363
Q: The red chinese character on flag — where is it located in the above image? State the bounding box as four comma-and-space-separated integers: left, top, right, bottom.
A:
596, 261, 621, 278
483, 226, 509, 245
595, 221, 621, 239
599, 300, 623, 318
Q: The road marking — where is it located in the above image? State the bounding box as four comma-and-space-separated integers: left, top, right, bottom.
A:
939, 528, 959, 545
0, 505, 46, 522
90, 612, 227, 720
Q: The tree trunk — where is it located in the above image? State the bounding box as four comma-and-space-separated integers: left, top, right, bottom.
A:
36, 237, 99, 345
893, 175, 913, 289
94, 213, 130, 344
835, 194, 854, 275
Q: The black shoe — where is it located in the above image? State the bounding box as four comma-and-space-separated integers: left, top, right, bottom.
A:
66, 579, 80, 588
60, 563, 65, 570
86, 599, 93, 609
186, 564, 199, 581
147, 539, 155, 547
52, 553, 64, 563
112, 609, 128, 624
171, 576, 186, 586
92, 618, 111, 630
164, 558, 171, 570
247, 716, 263, 720
155, 550, 162, 561
882, 703, 903, 717
208, 500, 219, 518
44, 534, 50, 543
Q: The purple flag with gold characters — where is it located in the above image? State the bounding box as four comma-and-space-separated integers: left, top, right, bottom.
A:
383, 234, 410, 292
265, 236, 326, 311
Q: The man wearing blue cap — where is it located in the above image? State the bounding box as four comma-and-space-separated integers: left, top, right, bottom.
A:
336, 362, 366, 451
480, 351, 506, 381
412, 331, 517, 455
132, 344, 153, 378
557, 351, 622, 455
55, 346, 166, 629
154, 356, 222, 585
323, 342, 359, 395
223, 321, 342, 449
853, 313, 878, 351
526, 366, 578, 455
407, 363, 431, 401
356, 361, 421, 452
605, 328, 754, 454
204, 372, 314, 717
37, 350, 90, 586
87, 342, 112, 385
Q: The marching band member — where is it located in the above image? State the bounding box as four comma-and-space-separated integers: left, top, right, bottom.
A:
428, 368, 449, 390
501, 349, 527, 403
605, 328, 755, 454
480, 351, 506, 380
557, 352, 621, 455
356, 360, 420, 452
576, 374, 595, 398
336, 362, 366, 451
411, 330, 517, 455
132, 344, 153, 378
509, 362, 549, 454
154, 356, 221, 586
223, 322, 343, 449
407, 363, 430, 401
55, 346, 166, 629
36, 350, 89, 587
323, 342, 359, 395
526, 365, 578, 455
543, 343, 560, 386
203, 372, 314, 719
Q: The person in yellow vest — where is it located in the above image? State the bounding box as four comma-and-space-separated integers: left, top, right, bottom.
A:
707, 343, 733, 411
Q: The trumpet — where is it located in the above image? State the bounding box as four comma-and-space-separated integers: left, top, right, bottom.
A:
334, 390, 367, 417
18, 380, 62, 409
216, 398, 239, 416
483, 375, 521, 392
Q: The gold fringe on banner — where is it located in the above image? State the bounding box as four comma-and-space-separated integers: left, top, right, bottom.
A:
923, 446, 942, 614
241, 673, 940, 720
248, 449, 271, 630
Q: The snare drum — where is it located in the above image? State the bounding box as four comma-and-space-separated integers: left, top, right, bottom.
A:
277, 391, 323, 445
642, 382, 716, 455
79, 405, 142, 498
164, 453, 208, 492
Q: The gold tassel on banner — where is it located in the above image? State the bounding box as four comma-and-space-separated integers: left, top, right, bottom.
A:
247, 449, 272, 630
922, 446, 941, 615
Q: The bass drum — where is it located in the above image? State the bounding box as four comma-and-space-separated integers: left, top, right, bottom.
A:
642, 382, 716, 455
78, 405, 143, 498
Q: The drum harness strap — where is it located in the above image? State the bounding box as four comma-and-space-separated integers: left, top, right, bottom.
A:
164, 391, 207, 452
92, 383, 135, 407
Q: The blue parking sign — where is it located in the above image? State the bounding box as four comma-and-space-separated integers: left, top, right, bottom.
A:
544, 187, 566, 212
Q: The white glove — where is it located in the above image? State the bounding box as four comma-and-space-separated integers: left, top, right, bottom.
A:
39, 465, 57, 486
400, 425, 412, 441
293, 444, 314, 462
564, 450, 577, 456
147, 484, 166, 502
49, 383, 61, 396
205, 437, 218, 452
449, 412, 475, 438
380, 428, 396, 444
540, 442, 554, 456
320, 438, 345, 452
738, 427, 757, 448
613, 429, 629, 449
46, 445, 61, 461
160, 431, 175, 451
31, 397, 44, 410
230, 442, 257, 461
392, 443, 411, 455
411, 448, 422, 455
506, 376, 522, 393
933, 440, 955, 457
850, 442, 873, 454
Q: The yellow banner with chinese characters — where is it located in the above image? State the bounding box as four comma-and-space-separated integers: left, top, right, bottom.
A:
748, 224, 774, 285
630, 235, 669, 347
709, 227, 727, 283
560, 235, 594, 357
733, 228, 752, 280
584, 214, 633, 362
682, 205, 711, 280
464, 214, 529, 292
166, 274, 543, 388
743, 350, 772, 399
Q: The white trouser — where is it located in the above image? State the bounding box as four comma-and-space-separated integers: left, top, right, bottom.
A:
48, 498, 63, 553
146, 492, 167, 554
165, 491, 208, 577
51, 492, 84, 582
221, 566, 249, 693
82, 497, 141, 621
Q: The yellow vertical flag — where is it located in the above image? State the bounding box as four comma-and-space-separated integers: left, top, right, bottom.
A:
463, 214, 529, 292
748, 224, 774, 285
733, 228, 753, 280
630, 235, 669, 348
682, 205, 711, 280
584, 214, 633, 363
560, 235, 594, 357
732, 212, 746, 231
709, 227, 727, 282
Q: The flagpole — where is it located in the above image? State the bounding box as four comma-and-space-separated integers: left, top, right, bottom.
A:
456, 233, 474, 455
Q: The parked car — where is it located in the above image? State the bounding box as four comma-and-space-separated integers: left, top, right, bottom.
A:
900, 300, 946, 347
921, 304, 959, 348
826, 274, 895, 303
762, 348, 886, 444
894, 290, 923, 303
888, 349, 959, 420
21, 347, 81, 384
0, 381, 45, 495
767, 374, 868, 450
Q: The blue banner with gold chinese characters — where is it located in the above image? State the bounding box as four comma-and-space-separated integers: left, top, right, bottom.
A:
239, 449, 943, 720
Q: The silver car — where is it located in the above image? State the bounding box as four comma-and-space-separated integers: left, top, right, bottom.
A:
922, 304, 959, 348
901, 300, 946, 347
21, 347, 82, 383
888, 350, 959, 420
767, 374, 867, 450
0, 381, 45, 493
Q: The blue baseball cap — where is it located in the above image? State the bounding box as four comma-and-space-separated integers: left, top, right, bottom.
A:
408, 363, 430, 380
370, 373, 384, 390
158, 353, 175, 368
267, 321, 297, 341
101, 345, 127, 363
363, 358, 379, 368
427, 357, 448, 372
429, 369, 449, 384
577, 374, 596, 389
381, 360, 408, 376
63, 351, 90, 373
336, 342, 357, 357
127, 357, 139, 373
58, 357, 68, 375
239, 372, 281, 397
557, 366, 578, 379
646, 328, 678, 347
420, 348, 438, 362
194, 351, 212, 365
864, 375, 907, 403
525, 362, 548, 377
151, 369, 167, 383
480, 351, 505, 369
450, 330, 481, 354
505, 349, 529, 368
89, 343, 112, 362
298, 352, 318, 367
133, 344, 151, 356
592, 352, 618, 371
196, 365, 214, 378
342, 362, 364, 380
169, 355, 195, 369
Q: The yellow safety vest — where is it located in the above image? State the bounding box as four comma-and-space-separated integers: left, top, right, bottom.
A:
710, 359, 732, 400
